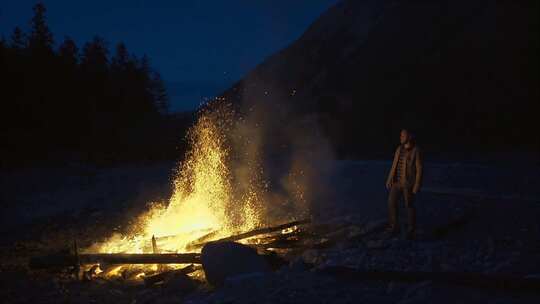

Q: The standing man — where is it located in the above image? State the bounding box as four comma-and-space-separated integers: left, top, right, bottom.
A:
385, 129, 423, 240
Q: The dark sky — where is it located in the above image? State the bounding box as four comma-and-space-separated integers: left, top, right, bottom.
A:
1, 0, 338, 111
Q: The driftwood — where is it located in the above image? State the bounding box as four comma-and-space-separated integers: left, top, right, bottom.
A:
317, 266, 540, 293
30, 253, 201, 269
185, 219, 310, 250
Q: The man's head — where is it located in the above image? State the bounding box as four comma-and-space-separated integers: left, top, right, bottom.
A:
400, 129, 413, 145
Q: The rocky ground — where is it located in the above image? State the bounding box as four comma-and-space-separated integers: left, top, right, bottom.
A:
1, 160, 539, 303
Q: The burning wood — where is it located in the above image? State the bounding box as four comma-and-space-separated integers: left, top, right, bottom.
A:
187, 219, 311, 250
80, 253, 202, 265
184, 230, 220, 251
29, 219, 310, 271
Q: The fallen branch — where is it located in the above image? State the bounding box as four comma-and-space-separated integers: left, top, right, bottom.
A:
30, 253, 201, 269
253, 238, 302, 250
81, 253, 201, 265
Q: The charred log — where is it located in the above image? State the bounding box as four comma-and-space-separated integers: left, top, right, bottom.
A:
207, 219, 310, 245
30, 253, 201, 269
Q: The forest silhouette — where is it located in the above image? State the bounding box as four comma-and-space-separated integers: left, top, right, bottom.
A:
1, 2, 194, 167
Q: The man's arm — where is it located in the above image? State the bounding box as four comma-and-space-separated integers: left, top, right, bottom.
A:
386, 147, 399, 188
413, 147, 423, 193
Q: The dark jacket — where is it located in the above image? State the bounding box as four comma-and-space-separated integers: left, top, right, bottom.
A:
386, 145, 423, 193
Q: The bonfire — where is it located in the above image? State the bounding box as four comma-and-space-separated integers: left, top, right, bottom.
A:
31, 103, 312, 283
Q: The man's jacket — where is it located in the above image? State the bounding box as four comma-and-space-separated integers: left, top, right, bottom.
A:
386, 145, 423, 193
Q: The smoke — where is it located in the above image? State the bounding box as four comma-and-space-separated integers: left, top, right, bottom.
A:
211, 81, 335, 226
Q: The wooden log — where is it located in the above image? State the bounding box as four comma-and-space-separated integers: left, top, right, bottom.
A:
152, 235, 159, 254
209, 219, 310, 244
153, 228, 214, 243
252, 238, 302, 250
80, 253, 201, 265
30, 253, 201, 269
317, 266, 540, 293
156, 221, 311, 251
249, 229, 314, 250
184, 230, 220, 251
29, 250, 79, 269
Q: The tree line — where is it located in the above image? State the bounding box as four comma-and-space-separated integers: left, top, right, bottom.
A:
0, 2, 190, 167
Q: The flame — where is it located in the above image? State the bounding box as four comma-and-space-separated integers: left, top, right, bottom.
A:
91, 105, 268, 256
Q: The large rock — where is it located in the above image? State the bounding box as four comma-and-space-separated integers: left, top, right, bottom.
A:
201, 241, 271, 286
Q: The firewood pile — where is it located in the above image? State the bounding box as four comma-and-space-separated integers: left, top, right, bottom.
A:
28, 219, 317, 284
27, 217, 384, 285
27, 218, 540, 293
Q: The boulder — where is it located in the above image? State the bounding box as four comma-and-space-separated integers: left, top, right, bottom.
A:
201, 241, 271, 286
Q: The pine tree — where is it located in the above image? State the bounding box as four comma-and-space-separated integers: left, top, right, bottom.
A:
151, 71, 169, 114
28, 2, 54, 53
1, 1, 179, 165
58, 36, 78, 66
136, 53, 158, 113
138, 54, 151, 77
10, 27, 27, 50
80, 36, 109, 72
79, 35, 110, 125
111, 42, 129, 71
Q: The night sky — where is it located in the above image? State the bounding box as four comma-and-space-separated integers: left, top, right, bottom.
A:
1, 0, 339, 112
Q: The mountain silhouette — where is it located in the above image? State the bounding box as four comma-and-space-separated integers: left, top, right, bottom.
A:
220, 0, 539, 157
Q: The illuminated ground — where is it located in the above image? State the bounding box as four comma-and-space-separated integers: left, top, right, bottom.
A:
1, 160, 539, 303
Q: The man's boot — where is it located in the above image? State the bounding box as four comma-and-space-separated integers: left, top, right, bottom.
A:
386, 211, 400, 236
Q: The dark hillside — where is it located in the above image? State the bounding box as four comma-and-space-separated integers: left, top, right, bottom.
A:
221, 0, 539, 158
